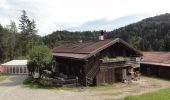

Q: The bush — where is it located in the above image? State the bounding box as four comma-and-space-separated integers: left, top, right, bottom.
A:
27, 45, 52, 76
23, 77, 62, 89
23, 76, 34, 84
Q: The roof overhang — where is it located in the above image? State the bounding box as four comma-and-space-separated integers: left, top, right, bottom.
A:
2, 60, 28, 66
140, 62, 170, 67
52, 53, 88, 60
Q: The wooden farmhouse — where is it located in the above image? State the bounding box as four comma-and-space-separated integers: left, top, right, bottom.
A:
52, 38, 142, 86
140, 52, 170, 79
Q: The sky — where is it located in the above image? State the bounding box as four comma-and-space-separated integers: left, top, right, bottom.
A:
0, 0, 170, 36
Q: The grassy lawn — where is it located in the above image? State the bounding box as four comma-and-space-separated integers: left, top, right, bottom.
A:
0, 73, 8, 81
124, 88, 170, 100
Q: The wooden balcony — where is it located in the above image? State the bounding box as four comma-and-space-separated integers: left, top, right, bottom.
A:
100, 57, 141, 68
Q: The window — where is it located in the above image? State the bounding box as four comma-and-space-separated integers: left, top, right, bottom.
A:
20, 67, 23, 73
16, 67, 19, 73
10, 67, 12, 73
6, 67, 9, 73
24, 67, 27, 73
13, 67, 15, 73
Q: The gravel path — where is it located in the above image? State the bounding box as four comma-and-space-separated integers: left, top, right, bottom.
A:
0, 76, 170, 100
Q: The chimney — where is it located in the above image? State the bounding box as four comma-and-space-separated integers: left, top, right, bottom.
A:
99, 30, 104, 40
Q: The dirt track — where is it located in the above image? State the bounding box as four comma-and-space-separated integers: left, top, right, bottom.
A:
0, 76, 170, 100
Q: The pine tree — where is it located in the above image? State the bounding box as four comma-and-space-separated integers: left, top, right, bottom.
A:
18, 10, 38, 56
6, 21, 17, 59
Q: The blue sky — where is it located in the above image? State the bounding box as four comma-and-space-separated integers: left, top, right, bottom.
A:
0, 0, 170, 36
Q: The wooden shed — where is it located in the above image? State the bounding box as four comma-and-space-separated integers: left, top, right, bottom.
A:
52, 38, 142, 86
140, 52, 170, 79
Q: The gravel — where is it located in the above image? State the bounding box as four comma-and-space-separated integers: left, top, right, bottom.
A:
0, 76, 170, 100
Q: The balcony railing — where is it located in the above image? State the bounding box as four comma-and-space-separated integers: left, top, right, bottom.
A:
100, 57, 141, 68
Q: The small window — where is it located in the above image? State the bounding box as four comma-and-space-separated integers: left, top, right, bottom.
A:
24, 67, 27, 73
20, 67, 23, 73
10, 67, 13, 73
16, 67, 19, 73
13, 67, 15, 73
6, 67, 9, 73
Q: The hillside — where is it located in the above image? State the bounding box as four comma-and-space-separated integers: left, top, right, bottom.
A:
43, 13, 170, 51
42, 31, 100, 48
106, 13, 170, 51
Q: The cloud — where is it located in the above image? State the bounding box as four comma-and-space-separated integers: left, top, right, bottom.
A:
0, 0, 170, 36
65, 13, 154, 31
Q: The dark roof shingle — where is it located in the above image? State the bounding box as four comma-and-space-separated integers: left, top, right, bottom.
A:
52, 38, 142, 59
52, 39, 114, 54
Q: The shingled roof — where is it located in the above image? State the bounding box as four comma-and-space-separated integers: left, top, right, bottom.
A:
52, 38, 142, 60
141, 52, 170, 67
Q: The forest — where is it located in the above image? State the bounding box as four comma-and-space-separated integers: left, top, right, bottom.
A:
1, 11, 170, 63
0, 10, 42, 63
43, 13, 170, 51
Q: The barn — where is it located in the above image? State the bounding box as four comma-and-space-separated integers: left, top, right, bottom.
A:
140, 52, 170, 79
2, 60, 29, 75
52, 37, 142, 86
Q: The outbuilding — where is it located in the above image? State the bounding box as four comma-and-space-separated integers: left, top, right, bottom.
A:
140, 52, 170, 79
2, 60, 29, 75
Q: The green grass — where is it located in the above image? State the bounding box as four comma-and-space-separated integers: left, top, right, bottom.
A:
23, 77, 116, 91
0, 73, 8, 81
124, 88, 170, 100
23, 77, 63, 89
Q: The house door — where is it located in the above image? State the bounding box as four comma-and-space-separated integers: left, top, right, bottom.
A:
115, 68, 123, 82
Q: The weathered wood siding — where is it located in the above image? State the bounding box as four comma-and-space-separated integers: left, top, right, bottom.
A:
85, 56, 97, 74
85, 42, 137, 79
95, 42, 139, 85
52, 41, 140, 85
96, 67, 115, 85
